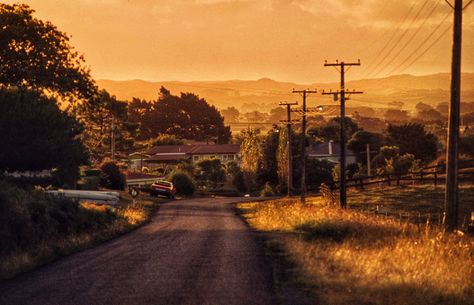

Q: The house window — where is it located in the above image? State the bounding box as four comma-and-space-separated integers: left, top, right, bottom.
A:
193, 155, 200, 162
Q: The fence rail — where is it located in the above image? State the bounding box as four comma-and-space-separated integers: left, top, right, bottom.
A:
312, 159, 474, 192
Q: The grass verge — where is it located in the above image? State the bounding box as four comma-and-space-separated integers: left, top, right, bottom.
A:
237, 197, 474, 305
0, 182, 165, 281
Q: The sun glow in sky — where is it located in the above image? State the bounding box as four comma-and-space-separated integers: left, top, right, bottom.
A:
7, 0, 474, 83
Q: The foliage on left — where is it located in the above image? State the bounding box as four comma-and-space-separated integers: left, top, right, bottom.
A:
0, 87, 88, 186
0, 4, 96, 100
99, 161, 126, 190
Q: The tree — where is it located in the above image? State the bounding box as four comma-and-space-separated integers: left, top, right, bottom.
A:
257, 127, 280, 187
384, 109, 410, 122
240, 128, 263, 191
385, 123, 439, 164
415, 102, 434, 113
195, 159, 226, 188
436, 102, 449, 114
100, 161, 126, 190
416, 109, 445, 123
132, 87, 231, 143
353, 113, 386, 133
348, 130, 384, 163
128, 97, 152, 140
149, 134, 184, 147
460, 135, 474, 158
221, 107, 240, 123
267, 107, 287, 123
0, 4, 96, 100
308, 117, 359, 143
243, 111, 268, 122
78, 90, 137, 163
0, 87, 87, 184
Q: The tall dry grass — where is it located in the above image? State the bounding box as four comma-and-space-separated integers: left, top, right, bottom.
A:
238, 197, 474, 305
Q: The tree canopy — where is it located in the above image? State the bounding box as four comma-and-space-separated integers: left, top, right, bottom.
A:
129, 87, 231, 143
77, 90, 137, 163
0, 87, 87, 176
0, 4, 96, 100
385, 123, 439, 164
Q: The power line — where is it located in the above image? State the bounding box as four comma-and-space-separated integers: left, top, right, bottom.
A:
385, 11, 451, 76
364, 0, 432, 79
394, 25, 451, 75
360, 1, 419, 78
371, 0, 443, 78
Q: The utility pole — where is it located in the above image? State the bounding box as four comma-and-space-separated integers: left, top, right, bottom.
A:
366, 144, 371, 176
323, 60, 363, 208
111, 120, 116, 161
445, 0, 465, 231
292, 89, 317, 204
279, 101, 298, 197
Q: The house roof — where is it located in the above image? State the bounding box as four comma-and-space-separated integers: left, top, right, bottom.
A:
146, 154, 190, 162
307, 142, 355, 156
189, 144, 240, 155
146, 144, 240, 156
146, 145, 195, 155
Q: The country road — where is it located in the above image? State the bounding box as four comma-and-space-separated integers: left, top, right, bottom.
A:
0, 197, 276, 305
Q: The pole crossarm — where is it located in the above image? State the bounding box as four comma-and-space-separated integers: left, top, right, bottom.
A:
279, 101, 298, 106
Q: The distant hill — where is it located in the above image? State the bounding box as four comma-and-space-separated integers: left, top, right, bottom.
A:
97, 73, 474, 113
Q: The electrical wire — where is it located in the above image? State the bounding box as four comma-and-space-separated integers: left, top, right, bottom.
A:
384, 11, 451, 76
360, 1, 419, 78
371, 0, 443, 78
364, 0, 432, 79
393, 24, 451, 75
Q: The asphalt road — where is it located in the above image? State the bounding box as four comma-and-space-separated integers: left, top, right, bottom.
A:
0, 197, 276, 305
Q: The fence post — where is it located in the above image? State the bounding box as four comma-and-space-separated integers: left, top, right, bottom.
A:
396, 174, 401, 186
434, 171, 438, 189
420, 171, 424, 183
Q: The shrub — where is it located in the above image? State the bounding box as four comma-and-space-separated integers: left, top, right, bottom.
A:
169, 170, 196, 196
99, 161, 126, 190
260, 182, 275, 197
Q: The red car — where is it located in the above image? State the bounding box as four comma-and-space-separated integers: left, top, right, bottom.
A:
150, 180, 176, 199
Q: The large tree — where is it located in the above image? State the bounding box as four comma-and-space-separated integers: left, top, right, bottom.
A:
131, 87, 231, 143
78, 90, 137, 163
308, 117, 359, 143
0, 87, 88, 183
0, 4, 96, 100
348, 130, 384, 164
385, 123, 439, 164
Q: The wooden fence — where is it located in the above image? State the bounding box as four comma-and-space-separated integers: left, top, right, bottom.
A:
316, 159, 474, 193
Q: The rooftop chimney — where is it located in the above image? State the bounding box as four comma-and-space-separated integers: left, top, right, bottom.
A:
328, 140, 333, 155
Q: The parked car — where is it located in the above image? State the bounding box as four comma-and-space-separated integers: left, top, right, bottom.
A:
150, 180, 176, 199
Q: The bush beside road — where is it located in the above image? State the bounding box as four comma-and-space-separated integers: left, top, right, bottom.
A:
0, 181, 165, 281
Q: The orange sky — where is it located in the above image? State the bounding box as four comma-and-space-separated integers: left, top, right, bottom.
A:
6, 0, 474, 83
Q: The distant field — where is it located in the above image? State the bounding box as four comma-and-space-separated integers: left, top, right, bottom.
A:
344, 185, 474, 229
237, 196, 473, 305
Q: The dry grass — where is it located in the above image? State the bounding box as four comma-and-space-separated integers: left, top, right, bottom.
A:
0, 191, 163, 281
238, 197, 474, 305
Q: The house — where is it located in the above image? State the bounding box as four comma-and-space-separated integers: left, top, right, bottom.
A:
128, 143, 241, 173
306, 141, 356, 165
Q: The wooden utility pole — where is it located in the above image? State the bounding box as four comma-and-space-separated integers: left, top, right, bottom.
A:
445, 0, 464, 231
323, 60, 363, 208
366, 144, 371, 176
279, 101, 298, 197
111, 119, 116, 161
292, 89, 317, 203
